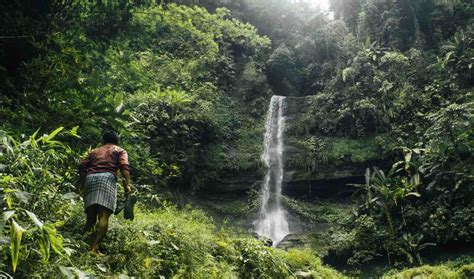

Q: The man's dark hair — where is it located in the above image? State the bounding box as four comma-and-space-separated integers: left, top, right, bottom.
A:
102, 131, 119, 145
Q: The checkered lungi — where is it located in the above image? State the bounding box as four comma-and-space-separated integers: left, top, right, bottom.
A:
83, 172, 117, 212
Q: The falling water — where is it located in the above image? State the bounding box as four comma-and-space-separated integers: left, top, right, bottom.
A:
254, 95, 290, 245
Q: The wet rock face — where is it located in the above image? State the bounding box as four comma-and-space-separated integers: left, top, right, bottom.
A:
207, 173, 261, 194
281, 96, 387, 199
276, 233, 307, 250
208, 96, 387, 198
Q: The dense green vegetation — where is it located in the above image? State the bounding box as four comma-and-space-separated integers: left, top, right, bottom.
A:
1, 0, 473, 277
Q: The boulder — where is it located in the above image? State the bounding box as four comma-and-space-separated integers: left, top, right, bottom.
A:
252, 232, 273, 247
276, 233, 307, 250
294, 271, 314, 279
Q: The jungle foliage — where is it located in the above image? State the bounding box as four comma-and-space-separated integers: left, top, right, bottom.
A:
0, 0, 473, 277
219, 0, 473, 271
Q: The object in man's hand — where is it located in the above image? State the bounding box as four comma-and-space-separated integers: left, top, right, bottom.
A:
124, 194, 137, 221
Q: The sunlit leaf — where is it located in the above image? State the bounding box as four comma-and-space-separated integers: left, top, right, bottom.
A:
25, 210, 44, 228
171, 242, 180, 251
13, 190, 31, 204
44, 224, 65, 257
406, 192, 421, 198
38, 228, 51, 262
97, 263, 107, 272
70, 126, 80, 137
62, 192, 79, 200
1, 136, 14, 155
10, 219, 25, 272
59, 266, 74, 278
45, 127, 64, 142
0, 210, 15, 236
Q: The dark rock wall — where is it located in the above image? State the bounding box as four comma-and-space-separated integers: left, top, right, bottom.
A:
208, 96, 388, 199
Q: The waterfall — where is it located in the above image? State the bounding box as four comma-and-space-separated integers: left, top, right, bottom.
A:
254, 95, 290, 245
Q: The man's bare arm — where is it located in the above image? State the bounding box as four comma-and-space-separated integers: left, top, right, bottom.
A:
121, 169, 132, 193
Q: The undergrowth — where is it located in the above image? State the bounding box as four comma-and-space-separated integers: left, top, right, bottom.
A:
10, 203, 345, 278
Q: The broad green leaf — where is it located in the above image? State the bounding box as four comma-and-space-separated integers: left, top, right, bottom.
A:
114, 92, 124, 113
97, 263, 107, 272
6, 194, 13, 209
404, 150, 412, 163
2, 210, 15, 221
115, 103, 124, 113
59, 266, 74, 278
364, 36, 370, 49
28, 128, 41, 148
389, 161, 404, 176
73, 267, 88, 279
1, 136, 14, 155
70, 126, 80, 137
10, 219, 25, 272
44, 224, 65, 256
38, 228, 51, 262
31, 128, 40, 141
45, 127, 64, 142
0, 210, 15, 236
62, 192, 79, 200
25, 210, 43, 228
59, 266, 88, 278
13, 190, 31, 204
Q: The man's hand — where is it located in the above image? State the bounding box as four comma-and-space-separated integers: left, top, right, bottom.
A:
121, 169, 132, 194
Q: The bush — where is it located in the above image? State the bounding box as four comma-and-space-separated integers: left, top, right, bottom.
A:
0, 128, 79, 275
277, 248, 342, 278
383, 264, 474, 279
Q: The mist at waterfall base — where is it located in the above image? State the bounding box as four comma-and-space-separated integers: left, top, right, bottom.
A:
254, 96, 290, 246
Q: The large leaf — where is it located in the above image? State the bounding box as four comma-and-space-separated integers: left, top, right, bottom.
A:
25, 211, 52, 261
28, 128, 41, 148
43, 224, 65, 256
62, 192, 79, 200
60, 266, 88, 278
1, 135, 14, 155
25, 210, 44, 228
10, 219, 25, 272
38, 228, 51, 262
114, 92, 124, 113
13, 190, 31, 204
70, 126, 80, 138
45, 127, 64, 142
0, 210, 15, 237
59, 266, 74, 278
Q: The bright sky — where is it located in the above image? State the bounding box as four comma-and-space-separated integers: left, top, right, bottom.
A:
307, 0, 330, 10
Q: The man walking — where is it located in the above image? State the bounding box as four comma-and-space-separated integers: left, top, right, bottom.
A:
78, 131, 131, 255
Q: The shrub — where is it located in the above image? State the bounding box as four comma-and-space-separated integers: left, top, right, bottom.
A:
0, 128, 79, 275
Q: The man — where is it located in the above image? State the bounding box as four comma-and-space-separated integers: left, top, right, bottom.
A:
78, 131, 131, 256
